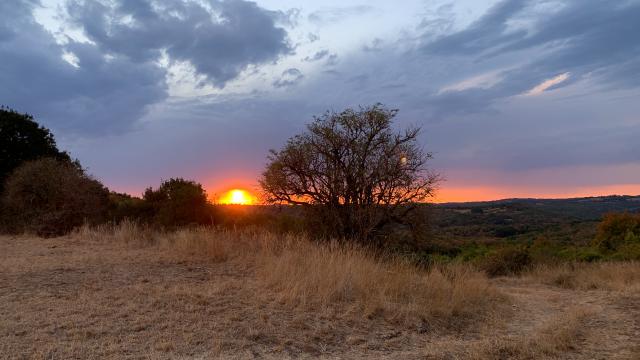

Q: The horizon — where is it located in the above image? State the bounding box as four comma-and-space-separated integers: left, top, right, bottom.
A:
2, 0, 639, 202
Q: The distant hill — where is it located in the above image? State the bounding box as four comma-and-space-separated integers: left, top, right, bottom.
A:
437, 195, 640, 221
431, 195, 640, 243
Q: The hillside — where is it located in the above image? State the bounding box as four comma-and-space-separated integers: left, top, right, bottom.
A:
431, 195, 640, 245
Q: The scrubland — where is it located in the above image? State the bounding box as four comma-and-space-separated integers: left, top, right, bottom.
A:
1, 224, 639, 359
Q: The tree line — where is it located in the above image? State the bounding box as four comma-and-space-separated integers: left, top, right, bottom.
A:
0, 104, 440, 248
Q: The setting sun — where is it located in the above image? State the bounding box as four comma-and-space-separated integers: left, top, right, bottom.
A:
218, 189, 255, 205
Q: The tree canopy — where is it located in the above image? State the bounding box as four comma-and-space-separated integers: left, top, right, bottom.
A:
143, 178, 211, 227
260, 104, 439, 243
0, 107, 70, 193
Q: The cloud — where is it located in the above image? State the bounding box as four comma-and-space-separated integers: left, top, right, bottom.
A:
303, 50, 330, 62
420, 0, 640, 114
525, 72, 570, 96
302, 49, 338, 66
0, 0, 167, 135
438, 70, 504, 94
66, 0, 293, 88
307, 33, 320, 43
0, 0, 298, 136
362, 38, 384, 52
273, 68, 304, 88
423, 0, 529, 56
308, 5, 375, 24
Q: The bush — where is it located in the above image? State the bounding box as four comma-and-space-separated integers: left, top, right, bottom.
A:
143, 178, 211, 228
2, 158, 109, 236
593, 212, 640, 251
481, 246, 532, 277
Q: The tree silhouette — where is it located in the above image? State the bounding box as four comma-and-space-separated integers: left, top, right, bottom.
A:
0, 107, 70, 193
143, 178, 211, 227
260, 104, 439, 244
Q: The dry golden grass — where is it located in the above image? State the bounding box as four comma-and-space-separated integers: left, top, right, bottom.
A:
2, 224, 640, 358
257, 240, 500, 325
79, 223, 502, 325
74, 219, 155, 245
470, 306, 594, 360
525, 262, 640, 292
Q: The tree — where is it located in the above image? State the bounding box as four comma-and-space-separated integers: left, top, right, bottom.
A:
143, 178, 211, 227
0, 107, 70, 193
594, 212, 640, 251
260, 104, 439, 245
2, 158, 109, 236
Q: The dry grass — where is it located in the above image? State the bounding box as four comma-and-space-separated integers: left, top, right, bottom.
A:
470, 306, 594, 359
74, 219, 155, 245
75, 223, 502, 325
525, 262, 640, 292
2, 224, 640, 358
257, 240, 500, 325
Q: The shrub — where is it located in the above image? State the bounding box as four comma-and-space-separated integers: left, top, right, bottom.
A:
143, 178, 211, 228
2, 158, 109, 236
609, 243, 640, 261
593, 212, 640, 251
481, 246, 532, 277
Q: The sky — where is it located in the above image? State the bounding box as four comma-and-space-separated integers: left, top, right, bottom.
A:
2, 0, 639, 202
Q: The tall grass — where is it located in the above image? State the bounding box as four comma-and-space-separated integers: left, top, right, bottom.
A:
74, 219, 154, 245
72, 222, 503, 325
525, 262, 640, 292
257, 240, 501, 323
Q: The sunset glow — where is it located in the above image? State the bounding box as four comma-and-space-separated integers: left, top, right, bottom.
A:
434, 184, 640, 203
218, 189, 255, 205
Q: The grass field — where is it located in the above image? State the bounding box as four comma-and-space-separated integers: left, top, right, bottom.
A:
1, 226, 639, 359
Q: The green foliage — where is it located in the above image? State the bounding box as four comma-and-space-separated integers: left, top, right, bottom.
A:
2, 158, 109, 236
0, 107, 70, 194
608, 243, 640, 261
143, 178, 211, 228
593, 212, 640, 251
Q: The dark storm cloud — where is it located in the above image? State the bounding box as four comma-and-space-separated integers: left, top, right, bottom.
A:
423, 0, 640, 114
0, 0, 167, 135
0, 0, 295, 135
66, 0, 293, 87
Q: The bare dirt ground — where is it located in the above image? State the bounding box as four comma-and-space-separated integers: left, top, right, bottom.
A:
1, 235, 638, 359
